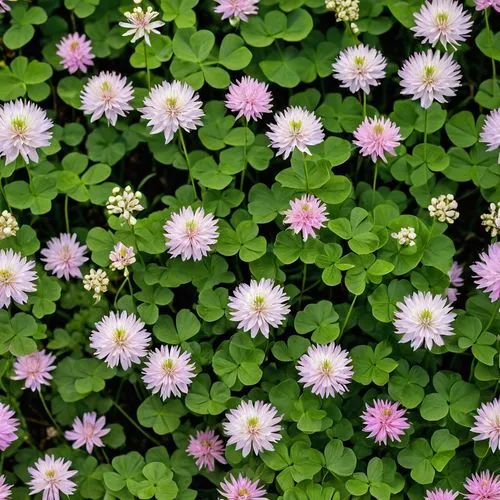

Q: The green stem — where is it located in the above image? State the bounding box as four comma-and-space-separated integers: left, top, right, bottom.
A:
483, 303, 498, 333
362, 92, 367, 118
372, 160, 378, 207
299, 263, 307, 308
143, 42, 150, 90
111, 401, 161, 446
101, 448, 110, 464
38, 391, 63, 436
0, 177, 11, 212
64, 196, 70, 234
339, 295, 358, 337
137, 172, 156, 191
113, 279, 128, 307
126, 277, 136, 308
423, 108, 429, 162
239, 118, 248, 191
301, 151, 310, 193
178, 129, 198, 200
485, 9, 497, 97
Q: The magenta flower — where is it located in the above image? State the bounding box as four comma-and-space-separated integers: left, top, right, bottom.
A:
0, 403, 18, 451
0, 475, 12, 499
218, 474, 267, 500
471, 398, 500, 452
471, 243, 500, 302
163, 207, 219, 261
361, 399, 410, 445
28, 455, 77, 499
282, 194, 328, 241
480, 108, 500, 152
0, 249, 37, 309
56, 33, 94, 74
186, 429, 227, 471
424, 488, 459, 500
41, 233, 88, 280
225, 77, 272, 122
12, 349, 56, 392
353, 116, 401, 163
445, 261, 463, 303
223, 400, 282, 457
214, 0, 259, 22
142, 345, 196, 400
65, 412, 110, 454
296, 343, 353, 398
474, 0, 500, 12
464, 470, 500, 499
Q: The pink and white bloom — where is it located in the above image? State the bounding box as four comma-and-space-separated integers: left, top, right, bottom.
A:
0, 100, 52, 165
394, 291, 455, 350
332, 44, 387, 94
81, 72, 134, 126
225, 77, 272, 122
480, 108, 500, 152
361, 399, 410, 445
186, 429, 227, 471
56, 33, 94, 74
0, 403, 18, 451
140, 81, 204, 144
0, 475, 12, 500
109, 242, 136, 274
398, 50, 462, 109
41, 233, 88, 280
12, 350, 56, 392
471, 243, 500, 302
215, 0, 259, 22
353, 116, 401, 163
297, 343, 353, 398
474, 0, 500, 12
219, 474, 267, 500
163, 207, 218, 261
228, 278, 290, 338
471, 398, 500, 452
142, 345, 195, 400
424, 488, 459, 500
266, 106, 324, 159
119, 6, 165, 46
464, 470, 500, 499
28, 455, 77, 500
0, 0, 13, 13
223, 400, 281, 457
445, 261, 463, 303
412, 0, 473, 49
282, 194, 328, 241
65, 412, 110, 454
0, 249, 37, 309
90, 311, 151, 370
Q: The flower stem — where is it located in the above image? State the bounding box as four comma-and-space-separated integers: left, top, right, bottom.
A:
485, 9, 497, 97
301, 151, 310, 193
126, 276, 136, 309
372, 160, 378, 207
0, 177, 11, 212
339, 295, 358, 338
178, 128, 198, 200
143, 42, 151, 90
483, 303, 498, 333
299, 262, 308, 308
111, 401, 161, 446
38, 391, 63, 436
64, 196, 70, 234
113, 278, 128, 308
362, 92, 367, 118
423, 108, 429, 162
239, 118, 248, 191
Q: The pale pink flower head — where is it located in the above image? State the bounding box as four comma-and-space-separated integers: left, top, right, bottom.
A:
0, 99, 52, 165
219, 474, 267, 500
424, 488, 459, 500
332, 44, 387, 95
28, 455, 77, 499
228, 278, 290, 338
394, 291, 455, 350
142, 345, 196, 400
412, 0, 473, 49
225, 77, 272, 122
186, 429, 227, 471
0, 475, 12, 499
65, 412, 110, 454
223, 400, 282, 457
480, 108, 500, 152
81, 71, 134, 126
0, 0, 13, 13
266, 106, 324, 159
119, 6, 165, 46
109, 242, 136, 274
12, 349, 56, 392
163, 207, 219, 261
215, 0, 259, 22
361, 399, 410, 445
471, 398, 500, 453
474, 0, 500, 12
398, 50, 462, 109
0, 403, 18, 451
140, 80, 204, 145
41, 233, 88, 280
56, 33, 94, 74
445, 261, 463, 303
282, 194, 328, 241
90, 311, 151, 370
471, 243, 500, 302
464, 470, 500, 499
296, 343, 353, 398
353, 116, 401, 163
0, 249, 37, 309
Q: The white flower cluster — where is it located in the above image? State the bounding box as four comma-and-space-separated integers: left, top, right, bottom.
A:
107, 186, 144, 226
83, 269, 109, 303
0, 210, 18, 240
428, 194, 459, 224
391, 227, 417, 247
480, 202, 500, 237
324, 0, 359, 22
109, 243, 136, 276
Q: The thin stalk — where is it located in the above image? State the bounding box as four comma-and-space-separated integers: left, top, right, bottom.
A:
299, 263, 307, 308
137, 172, 156, 191
483, 303, 498, 333
423, 108, 429, 162
178, 129, 198, 200
111, 401, 161, 446
101, 449, 110, 464
362, 92, 367, 118
143, 42, 151, 90
113, 278, 128, 308
38, 391, 63, 436
339, 295, 358, 337
301, 151, 310, 193
239, 118, 248, 191
485, 9, 497, 97
64, 196, 70, 234
127, 276, 136, 308
372, 160, 378, 207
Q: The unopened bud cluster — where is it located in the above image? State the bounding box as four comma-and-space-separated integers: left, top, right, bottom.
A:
0, 210, 18, 240
480, 202, 500, 237
107, 186, 144, 225
391, 227, 417, 247
428, 194, 459, 224
83, 268, 109, 302
324, 0, 359, 22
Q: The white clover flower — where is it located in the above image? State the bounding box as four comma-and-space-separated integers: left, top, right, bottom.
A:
391, 227, 417, 247
325, 0, 359, 22
481, 202, 500, 237
107, 186, 144, 226
83, 269, 109, 303
119, 6, 165, 46
428, 194, 459, 223
0, 211, 18, 240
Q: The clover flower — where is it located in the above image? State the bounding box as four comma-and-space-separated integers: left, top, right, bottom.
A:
41, 233, 88, 280
107, 186, 144, 226
186, 429, 226, 471
119, 6, 165, 46
225, 77, 273, 122
56, 33, 94, 74
0, 249, 37, 308
0, 210, 18, 240
428, 194, 459, 223
282, 194, 328, 241
109, 242, 136, 276
83, 268, 109, 303
391, 227, 417, 247
471, 243, 500, 302
361, 399, 410, 445
28, 456, 77, 499
65, 412, 110, 454
12, 350, 56, 392
353, 116, 401, 162
219, 474, 267, 500
481, 202, 500, 237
